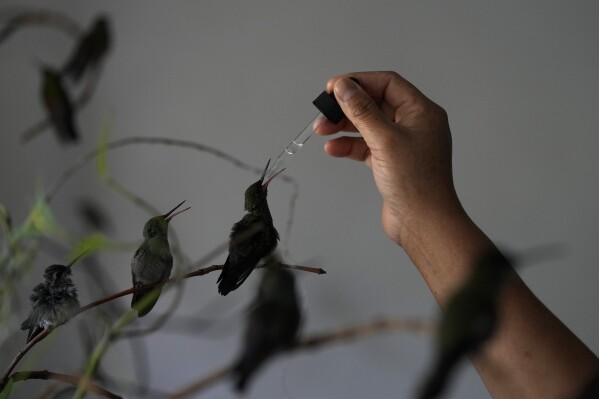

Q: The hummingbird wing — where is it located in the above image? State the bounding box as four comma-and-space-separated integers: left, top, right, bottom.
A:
20, 305, 52, 343
217, 216, 278, 296
42, 73, 78, 143
130, 243, 173, 317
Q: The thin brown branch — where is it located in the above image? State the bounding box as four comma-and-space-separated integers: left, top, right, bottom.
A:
257, 262, 326, 275
6, 369, 121, 399
165, 365, 233, 399
0, 328, 50, 387
0, 8, 83, 44
164, 317, 436, 399
77, 287, 136, 315
43, 137, 299, 235
294, 318, 437, 351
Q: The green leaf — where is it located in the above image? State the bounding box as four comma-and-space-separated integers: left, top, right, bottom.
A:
69, 233, 109, 261
22, 194, 66, 239
0, 378, 14, 399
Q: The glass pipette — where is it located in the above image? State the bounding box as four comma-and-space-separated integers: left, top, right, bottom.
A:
265, 113, 322, 180
265, 84, 349, 179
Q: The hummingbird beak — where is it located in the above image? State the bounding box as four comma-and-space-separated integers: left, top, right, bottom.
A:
262, 168, 285, 188
164, 200, 191, 222
67, 250, 89, 268
259, 159, 271, 184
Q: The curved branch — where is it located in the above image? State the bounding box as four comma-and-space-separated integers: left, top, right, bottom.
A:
0, 8, 83, 44
166, 365, 233, 399
164, 317, 437, 399
4, 369, 121, 399
45, 136, 299, 203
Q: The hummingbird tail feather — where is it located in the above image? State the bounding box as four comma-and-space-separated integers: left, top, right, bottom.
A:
131, 285, 162, 317
417, 352, 460, 399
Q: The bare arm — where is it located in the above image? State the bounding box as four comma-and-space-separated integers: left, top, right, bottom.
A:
315, 71, 598, 398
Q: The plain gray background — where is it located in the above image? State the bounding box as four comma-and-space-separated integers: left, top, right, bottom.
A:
1, 1, 597, 398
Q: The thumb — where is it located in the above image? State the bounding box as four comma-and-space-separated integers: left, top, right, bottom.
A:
333, 78, 395, 149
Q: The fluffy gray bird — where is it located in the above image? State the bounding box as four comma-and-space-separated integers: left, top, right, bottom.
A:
130, 201, 190, 317
20, 255, 84, 343
233, 265, 301, 392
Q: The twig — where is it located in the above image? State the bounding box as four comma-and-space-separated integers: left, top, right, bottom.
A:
294, 318, 436, 350
164, 317, 436, 399
165, 365, 233, 399
257, 262, 326, 275
4, 369, 121, 399
0, 327, 50, 387
45, 136, 298, 203
0, 8, 83, 44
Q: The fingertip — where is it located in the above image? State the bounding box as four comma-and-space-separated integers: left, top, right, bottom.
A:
313, 116, 342, 135
323, 139, 348, 158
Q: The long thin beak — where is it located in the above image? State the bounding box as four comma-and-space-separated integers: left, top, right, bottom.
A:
262, 168, 285, 188
67, 250, 89, 268
164, 200, 191, 222
259, 159, 271, 183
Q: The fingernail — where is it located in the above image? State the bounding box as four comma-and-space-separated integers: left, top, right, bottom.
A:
334, 78, 358, 102
312, 114, 328, 131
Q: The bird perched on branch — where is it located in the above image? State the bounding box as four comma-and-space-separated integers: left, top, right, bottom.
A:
63, 15, 111, 81
217, 160, 283, 295
131, 201, 190, 317
233, 264, 301, 392
418, 248, 514, 399
39, 66, 79, 143
20, 253, 86, 343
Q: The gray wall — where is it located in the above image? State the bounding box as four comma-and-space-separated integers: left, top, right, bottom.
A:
1, 1, 597, 398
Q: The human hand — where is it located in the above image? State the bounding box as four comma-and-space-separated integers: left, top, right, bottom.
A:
314, 71, 463, 246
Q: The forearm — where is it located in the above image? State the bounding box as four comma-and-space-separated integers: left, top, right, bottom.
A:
402, 208, 599, 398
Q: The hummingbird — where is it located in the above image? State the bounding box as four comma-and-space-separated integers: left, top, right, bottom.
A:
130, 200, 190, 317
217, 161, 284, 296
40, 66, 79, 143
232, 264, 302, 392
20, 253, 86, 343
63, 16, 111, 81
417, 248, 514, 399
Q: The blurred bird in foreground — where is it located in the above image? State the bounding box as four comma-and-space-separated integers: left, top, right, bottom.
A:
418, 248, 514, 399
217, 160, 283, 295
131, 201, 190, 317
233, 262, 301, 392
21, 253, 86, 343
63, 15, 111, 81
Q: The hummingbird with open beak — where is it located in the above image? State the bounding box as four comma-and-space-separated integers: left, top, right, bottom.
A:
217, 161, 284, 296
63, 15, 111, 81
130, 200, 190, 317
39, 65, 79, 143
418, 248, 514, 399
233, 263, 301, 392
20, 252, 86, 343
